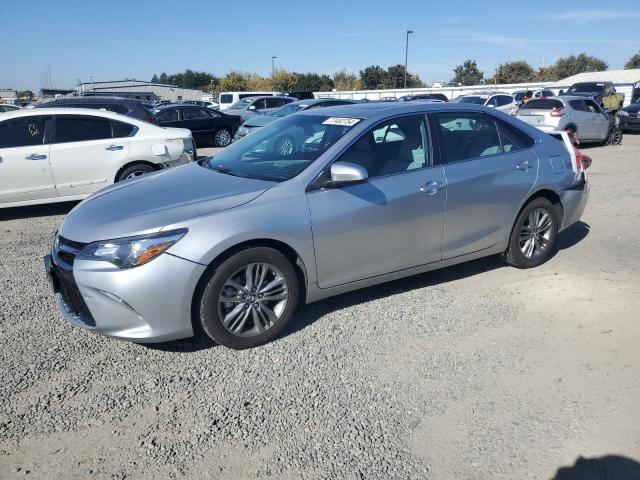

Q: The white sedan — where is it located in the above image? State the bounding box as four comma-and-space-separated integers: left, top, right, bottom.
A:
0, 108, 195, 208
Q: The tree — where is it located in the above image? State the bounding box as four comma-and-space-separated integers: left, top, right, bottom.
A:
360, 65, 387, 90
270, 70, 299, 93
16, 90, 34, 98
333, 70, 362, 91
151, 74, 159, 83
537, 66, 559, 82
493, 61, 536, 84
625, 51, 640, 69
553, 53, 608, 80
451, 60, 484, 86
244, 73, 272, 91
292, 73, 334, 92
158, 72, 169, 84
383, 64, 423, 88
220, 72, 249, 91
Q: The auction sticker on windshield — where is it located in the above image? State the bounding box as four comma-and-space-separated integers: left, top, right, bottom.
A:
322, 117, 362, 127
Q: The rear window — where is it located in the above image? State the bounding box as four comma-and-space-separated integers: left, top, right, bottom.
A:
521, 99, 564, 110
219, 94, 233, 104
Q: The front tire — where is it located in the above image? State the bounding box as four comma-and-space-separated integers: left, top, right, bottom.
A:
196, 247, 300, 349
501, 197, 558, 268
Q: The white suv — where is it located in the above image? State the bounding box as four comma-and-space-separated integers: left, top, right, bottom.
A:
0, 108, 195, 208
456, 93, 518, 114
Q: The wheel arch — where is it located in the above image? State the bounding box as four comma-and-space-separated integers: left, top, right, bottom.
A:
520, 188, 564, 225
114, 160, 159, 182
190, 238, 310, 330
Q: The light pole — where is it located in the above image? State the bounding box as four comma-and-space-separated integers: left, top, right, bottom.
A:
272, 56, 277, 76
404, 30, 413, 88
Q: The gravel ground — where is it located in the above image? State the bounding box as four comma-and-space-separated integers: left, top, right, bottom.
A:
1, 136, 639, 479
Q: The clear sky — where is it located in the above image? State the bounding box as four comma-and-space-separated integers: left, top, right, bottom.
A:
1, 0, 639, 91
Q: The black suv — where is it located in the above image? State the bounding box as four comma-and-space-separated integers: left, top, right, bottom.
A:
34, 96, 157, 123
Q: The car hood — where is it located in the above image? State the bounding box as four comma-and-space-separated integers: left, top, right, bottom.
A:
623, 104, 640, 112
243, 115, 278, 128
60, 163, 273, 243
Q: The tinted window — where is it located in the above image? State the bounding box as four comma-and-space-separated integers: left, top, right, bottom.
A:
497, 95, 513, 107
435, 112, 502, 162
251, 99, 268, 110
182, 108, 210, 120
220, 94, 233, 104
112, 120, 136, 138
339, 115, 430, 178
156, 109, 179, 122
584, 100, 603, 113
55, 116, 112, 143
495, 118, 534, 152
0, 116, 47, 148
568, 100, 588, 112
458, 96, 487, 105
486, 96, 499, 107
520, 99, 564, 110
541, 90, 554, 97
265, 97, 284, 108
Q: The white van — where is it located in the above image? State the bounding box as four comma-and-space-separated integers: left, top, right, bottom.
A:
217, 91, 281, 111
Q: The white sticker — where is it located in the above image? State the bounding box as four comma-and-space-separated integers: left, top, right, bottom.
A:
322, 117, 362, 127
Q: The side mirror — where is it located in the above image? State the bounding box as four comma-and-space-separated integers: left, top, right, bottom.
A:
330, 162, 368, 185
559, 90, 564, 95
248, 105, 257, 110
487, 104, 496, 108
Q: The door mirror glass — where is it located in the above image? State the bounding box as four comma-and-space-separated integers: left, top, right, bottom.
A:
248, 105, 257, 111
330, 161, 368, 185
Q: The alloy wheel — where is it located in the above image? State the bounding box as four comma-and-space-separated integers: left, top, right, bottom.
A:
519, 207, 553, 260
217, 262, 289, 337
215, 129, 231, 147
276, 137, 294, 156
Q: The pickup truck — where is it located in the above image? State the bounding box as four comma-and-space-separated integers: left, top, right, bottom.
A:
561, 82, 625, 113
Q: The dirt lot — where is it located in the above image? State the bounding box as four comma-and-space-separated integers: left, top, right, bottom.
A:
1, 135, 639, 479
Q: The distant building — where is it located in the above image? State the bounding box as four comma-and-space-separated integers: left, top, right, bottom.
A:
0, 89, 18, 104
75, 79, 206, 102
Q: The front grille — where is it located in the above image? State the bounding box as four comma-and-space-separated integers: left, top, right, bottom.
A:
53, 235, 95, 326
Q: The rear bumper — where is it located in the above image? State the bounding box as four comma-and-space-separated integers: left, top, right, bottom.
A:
559, 176, 590, 232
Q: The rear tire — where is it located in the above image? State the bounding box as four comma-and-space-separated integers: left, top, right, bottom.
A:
196, 247, 300, 349
605, 125, 623, 145
116, 163, 155, 182
501, 197, 559, 269
213, 128, 232, 147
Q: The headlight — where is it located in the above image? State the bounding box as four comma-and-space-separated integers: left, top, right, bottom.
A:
77, 229, 187, 268
237, 126, 249, 136
617, 110, 629, 117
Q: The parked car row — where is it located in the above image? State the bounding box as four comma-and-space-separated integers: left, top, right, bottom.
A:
0, 108, 195, 208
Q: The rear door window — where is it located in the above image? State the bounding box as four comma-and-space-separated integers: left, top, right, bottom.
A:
182, 108, 210, 120
568, 100, 588, 112
54, 116, 112, 143
112, 120, 136, 138
219, 94, 233, 104
495, 118, 534, 152
156, 109, 179, 122
497, 95, 513, 106
434, 112, 502, 162
0, 116, 47, 148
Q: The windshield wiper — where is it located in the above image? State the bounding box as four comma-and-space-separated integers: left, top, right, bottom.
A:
208, 163, 248, 178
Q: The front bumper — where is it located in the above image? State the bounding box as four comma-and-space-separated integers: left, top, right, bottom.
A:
45, 248, 206, 343
559, 176, 590, 232
619, 116, 640, 131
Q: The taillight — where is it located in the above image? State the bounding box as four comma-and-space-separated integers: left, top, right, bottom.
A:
550, 107, 564, 117
145, 114, 158, 123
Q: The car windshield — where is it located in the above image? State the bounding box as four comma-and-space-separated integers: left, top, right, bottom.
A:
269, 103, 307, 117
457, 96, 487, 105
568, 83, 604, 93
230, 98, 254, 109
204, 114, 361, 182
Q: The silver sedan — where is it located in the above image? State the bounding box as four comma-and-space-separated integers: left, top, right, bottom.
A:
45, 103, 589, 349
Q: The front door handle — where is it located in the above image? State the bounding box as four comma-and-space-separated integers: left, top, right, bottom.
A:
420, 181, 445, 195
105, 145, 124, 151
26, 154, 47, 160
516, 160, 533, 171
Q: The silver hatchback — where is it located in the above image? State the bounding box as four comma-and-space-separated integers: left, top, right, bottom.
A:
516, 96, 613, 143
45, 103, 589, 349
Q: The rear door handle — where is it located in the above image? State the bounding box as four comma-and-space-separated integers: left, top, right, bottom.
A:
420, 181, 445, 195
26, 154, 47, 160
105, 145, 124, 151
516, 160, 533, 171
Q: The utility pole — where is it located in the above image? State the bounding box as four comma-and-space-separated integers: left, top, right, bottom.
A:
272, 56, 277, 77
404, 30, 413, 88
494, 68, 498, 86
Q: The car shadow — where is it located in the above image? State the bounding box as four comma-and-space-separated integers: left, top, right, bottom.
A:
551, 455, 640, 479
148, 221, 590, 353
0, 201, 79, 221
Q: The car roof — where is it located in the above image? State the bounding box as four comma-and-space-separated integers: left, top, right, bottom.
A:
239, 95, 297, 101
39, 96, 136, 104
0, 107, 144, 123
296, 101, 495, 120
